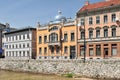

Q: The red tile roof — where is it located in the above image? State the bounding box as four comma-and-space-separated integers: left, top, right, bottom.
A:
78, 0, 120, 13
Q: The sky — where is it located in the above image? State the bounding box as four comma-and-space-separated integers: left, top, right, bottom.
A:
0, 0, 103, 28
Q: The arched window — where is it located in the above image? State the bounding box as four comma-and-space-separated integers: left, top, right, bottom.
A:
49, 33, 58, 42
96, 27, 101, 38
49, 26, 58, 31
103, 26, 109, 37
88, 28, 94, 39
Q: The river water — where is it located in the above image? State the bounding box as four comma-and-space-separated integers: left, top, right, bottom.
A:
0, 70, 77, 80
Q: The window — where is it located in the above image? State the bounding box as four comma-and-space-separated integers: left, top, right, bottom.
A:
71, 32, 75, 41
89, 30, 93, 38
16, 36, 18, 40
80, 46, 84, 56
39, 48, 42, 54
12, 45, 14, 49
112, 14, 116, 22
19, 51, 21, 57
51, 46, 54, 54
23, 44, 25, 48
64, 33, 68, 42
56, 46, 60, 53
39, 36, 42, 43
49, 33, 58, 42
44, 36, 47, 43
49, 26, 58, 31
81, 31, 85, 39
96, 45, 101, 56
104, 29, 108, 37
80, 18, 85, 26
89, 17, 93, 25
112, 28, 116, 37
44, 47, 47, 54
23, 35, 25, 39
104, 15, 108, 23
19, 44, 21, 48
27, 51, 29, 57
27, 43, 29, 47
89, 48, 93, 56
112, 47, 117, 56
64, 46, 68, 53
19, 35, 21, 40
96, 29, 100, 38
27, 34, 29, 39
23, 51, 25, 56
96, 16, 100, 24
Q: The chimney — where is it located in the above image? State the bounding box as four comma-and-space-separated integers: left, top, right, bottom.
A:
85, 0, 90, 6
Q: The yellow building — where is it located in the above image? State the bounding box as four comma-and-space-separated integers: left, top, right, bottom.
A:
36, 11, 77, 59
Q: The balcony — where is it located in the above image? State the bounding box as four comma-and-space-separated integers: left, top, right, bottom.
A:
48, 41, 60, 46
78, 36, 120, 43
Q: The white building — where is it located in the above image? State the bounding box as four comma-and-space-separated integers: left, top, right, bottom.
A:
3, 28, 36, 59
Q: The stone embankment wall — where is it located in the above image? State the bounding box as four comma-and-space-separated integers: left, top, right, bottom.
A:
0, 59, 120, 79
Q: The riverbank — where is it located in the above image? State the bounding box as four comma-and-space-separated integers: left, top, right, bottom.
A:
0, 59, 120, 79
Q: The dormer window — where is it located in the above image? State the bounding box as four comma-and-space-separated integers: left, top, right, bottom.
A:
49, 26, 58, 31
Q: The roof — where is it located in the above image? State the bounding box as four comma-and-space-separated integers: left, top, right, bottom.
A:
5, 27, 36, 35
78, 0, 120, 13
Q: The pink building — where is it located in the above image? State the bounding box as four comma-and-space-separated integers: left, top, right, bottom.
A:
77, 0, 120, 59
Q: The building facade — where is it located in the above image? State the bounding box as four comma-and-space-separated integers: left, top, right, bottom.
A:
77, 0, 120, 59
36, 11, 77, 59
3, 28, 36, 59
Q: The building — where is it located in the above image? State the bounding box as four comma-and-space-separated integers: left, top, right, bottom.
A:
36, 11, 77, 59
3, 27, 36, 59
77, 0, 120, 59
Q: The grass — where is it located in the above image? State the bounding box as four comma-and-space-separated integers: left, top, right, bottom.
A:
61, 73, 74, 78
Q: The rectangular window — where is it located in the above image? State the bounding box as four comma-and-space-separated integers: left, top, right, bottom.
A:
80, 47, 84, 56
112, 47, 117, 56
39, 48, 42, 54
19, 35, 21, 40
64, 46, 68, 53
81, 31, 85, 39
39, 36, 42, 43
104, 15, 108, 23
89, 48, 93, 56
23, 35, 25, 39
64, 33, 68, 42
96, 30, 100, 38
44, 47, 47, 54
89, 17, 93, 25
96, 16, 100, 24
56, 46, 60, 54
27, 34, 29, 39
44, 36, 47, 43
96, 45, 101, 56
80, 18, 85, 26
51, 46, 54, 54
112, 14, 116, 22
71, 32, 75, 41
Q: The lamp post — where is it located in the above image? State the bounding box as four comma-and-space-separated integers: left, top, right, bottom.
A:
78, 10, 88, 63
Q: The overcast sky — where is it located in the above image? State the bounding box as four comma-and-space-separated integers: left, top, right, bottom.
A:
0, 0, 103, 28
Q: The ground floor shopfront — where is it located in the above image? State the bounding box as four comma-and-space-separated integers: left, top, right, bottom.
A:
78, 42, 120, 59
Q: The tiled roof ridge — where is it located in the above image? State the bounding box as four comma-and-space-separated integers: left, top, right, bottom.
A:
78, 0, 120, 13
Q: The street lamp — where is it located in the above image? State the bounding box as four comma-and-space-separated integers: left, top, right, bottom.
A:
77, 10, 88, 63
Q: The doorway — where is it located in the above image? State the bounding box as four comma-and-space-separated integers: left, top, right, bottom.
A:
70, 46, 76, 59
104, 48, 108, 58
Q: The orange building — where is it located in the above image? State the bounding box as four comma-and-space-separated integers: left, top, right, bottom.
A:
36, 11, 77, 59
77, 0, 120, 59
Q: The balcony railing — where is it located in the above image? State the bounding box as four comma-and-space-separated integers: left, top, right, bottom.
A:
48, 41, 60, 46
78, 36, 120, 43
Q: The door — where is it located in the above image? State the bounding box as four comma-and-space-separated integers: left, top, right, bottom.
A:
70, 46, 76, 59
104, 48, 108, 58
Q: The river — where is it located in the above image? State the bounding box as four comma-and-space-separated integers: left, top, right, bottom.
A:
0, 70, 94, 80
